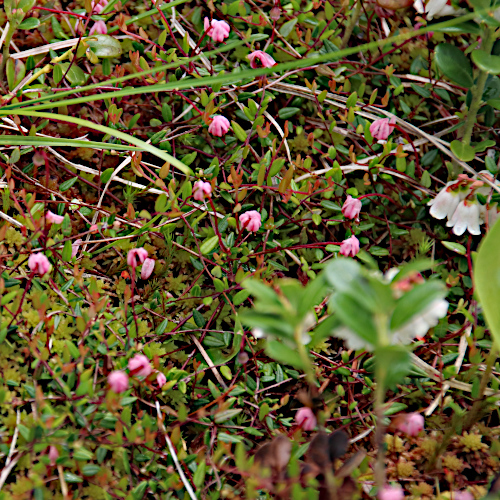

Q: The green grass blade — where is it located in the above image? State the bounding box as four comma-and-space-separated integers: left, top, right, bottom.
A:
0, 136, 142, 151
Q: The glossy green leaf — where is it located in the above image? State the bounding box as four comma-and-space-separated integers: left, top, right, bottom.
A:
57, 62, 87, 86
435, 43, 473, 88
278, 107, 301, 119
279, 18, 297, 37
472, 50, 500, 74
450, 140, 475, 162
84, 34, 123, 59
442, 241, 466, 255
200, 235, 219, 255
18, 17, 40, 29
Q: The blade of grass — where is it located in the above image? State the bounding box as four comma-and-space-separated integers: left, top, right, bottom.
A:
0, 136, 142, 151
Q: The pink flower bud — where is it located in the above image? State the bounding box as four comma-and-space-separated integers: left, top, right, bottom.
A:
247, 50, 276, 69
295, 407, 317, 431
48, 445, 59, 465
379, 485, 404, 500
72, 239, 82, 258
370, 117, 396, 141
141, 258, 155, 280
28, 253, 50, 276
128, 354, 152, 377
239, 210, 261, 232
342, 195, 362, 219
156, 372, 167, 388
46, 211, 65, 224
397, 412, 424, 437
127, 248, 148, 269
453, 491, 473, 500
89, 20, 107, 35
108, 370, 129, 393
204, 17, 231, 42
193, 180, 212, 201
91, 0, 108, 13
208, 115, 230, 137
339, 235, 360, 257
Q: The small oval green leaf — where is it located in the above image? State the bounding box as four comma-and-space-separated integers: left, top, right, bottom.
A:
450, 140, 475, 162
84, 34, 123, 59
472, 49, 500, 74
435, 43, 473, 88
200, 235, 219, 255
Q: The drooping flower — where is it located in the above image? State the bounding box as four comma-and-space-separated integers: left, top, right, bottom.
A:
247, 50, 276, 69
48, 446, 59, 465
140, 258, 155, 280
91, 0, 108, 13
89, 20, 107, 35
193, 180, 213, 201
370, 117, 396, 141
127, 248, 148, 269
204, 17, 231, 42
446, 199, 481, 236
28, 253, 50, 276
397, 412, 424, 436
295, 407, 317, 431
128, 354, 153, 377
240, 210, 262, 232
378, 484, 404, 500
419, 0, 464, 19
208, 115, 230, 137
452, 491, 474, 500
108, 371, 129, 393
342, 195, 362, 219
428, 180, 463, 220
46, 211, 65, 224
72, 239, 82, 258
339, 235, 360, 257
156, 372, 167, 388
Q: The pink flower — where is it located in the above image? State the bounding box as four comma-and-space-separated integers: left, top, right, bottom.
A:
370, 117, 396, 141
157, 372, 167, 388
89, 20, 107, 35
397, 412, 424, 436
247, 50, 276, 69
71, 239, 82, 258
208, 115, 230, 136
295, 407, 317, 431
108, 371, 129, 393
28, 253, 50, 276
204, 17, 231, 42
240, 210, 261, 232
141, 258, 155, 280
48, 446, 59, 465
378, 485, 404, 500
91, 0, 108, 13
193, 180, 212, 201
128, 354, 152, 377
127, 248, 148, 269
452, 491, 473, 500
339, 235, 360, 257
342, 195, 362, 219
46, 210, 64, 224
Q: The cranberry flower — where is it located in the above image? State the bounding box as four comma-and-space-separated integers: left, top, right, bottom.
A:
108, 371, 129, 393
141, 258, 155, 280
240, 210, 262, 232
128, 354, 153, 377
46, 211, 64, 224
193, 180, 212, 201
339, 235, 360, 257
428, 180, 463, 220
378, 485, 404, 500
91, 0, 108, 13
127, 248, 148, 269
247, 50, 276, 69
72, 239, 82, 258
370, 117, 396, 141
208, 115, 230, 136
89, 20, 107, 35
396, 412, 424, 436
342, 195, 362, 219
446, 199, 481, 236
157, 372, 167, 388
295, 407, 317, 431
204, 17, 231, 42
28, 253, 50, 276
48, 446, 59, 466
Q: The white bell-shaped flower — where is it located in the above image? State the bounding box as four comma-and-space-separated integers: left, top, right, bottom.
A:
446, 199, 481, 236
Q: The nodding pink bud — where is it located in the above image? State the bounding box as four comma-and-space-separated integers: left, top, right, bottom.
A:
128, 354, 152, 377
247, 50, 276, 68
193, 180, 212, 201
295, 407, 317, 431
204, 17, 231, 42
48, 445, 59, 465
71, 239, 82, 258
91, 0, 108, 13
108, 371, 129, 393
369, 117, 396, 141
396, 412, 424, 437
378, 485, 404, 500
341, 195, 362, 219
46, 211, 65, 224
28, 253, 50, 276
141, 258, 155, 280
339, 235, 360, 257
127, 248, 148, 269
452, 492, 474, 500
89, 20, 107, 35
208, 115, 230, 137
270, 6, 281, 20
239, 210, 261, 232
156, 372, 167, 388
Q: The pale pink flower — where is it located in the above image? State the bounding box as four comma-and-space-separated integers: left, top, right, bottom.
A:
339, 235, 360, 257
295, 407, 317, 431
452, 491, 473, 500
378, 485, 404, 500
141, 258, 155, 280
240, 210, 261, 232
370, 117, 396, 141
208, 115, 230, 136
247, 50, 276, 68
28, 253, 50, 276
71, 239, 82, 258
127, 248, 148, 268
89, 20, 107, 35
128, 354, 152, 377
342, 195, 362, 219
157, 372, 167, 388
91, 0, 108, 13
46, 210, 64, 224
108, 370, 129, 393
204, 17, 231, 42
193, 180, 212, 201
48, 446, 59, 465
397, 413, 424, 436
